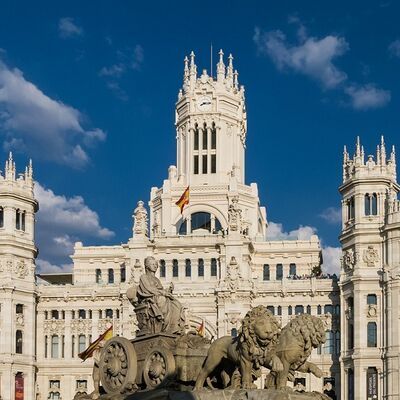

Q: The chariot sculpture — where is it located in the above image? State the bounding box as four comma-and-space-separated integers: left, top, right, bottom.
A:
95, 256, 328, 398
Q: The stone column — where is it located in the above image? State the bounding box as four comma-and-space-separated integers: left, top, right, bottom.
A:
64, 310, 72, 360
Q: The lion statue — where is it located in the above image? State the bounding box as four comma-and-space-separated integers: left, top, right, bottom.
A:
194, 305, 283, 390
265, 314, 326, 390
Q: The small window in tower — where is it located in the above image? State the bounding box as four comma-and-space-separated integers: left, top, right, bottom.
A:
306, 305, 311, 314
211, 154, 216, 174
120, 264, 126, 283
159, 260, 166, 277
365, 194, 371, 216
194, 155, 199, 174
51, 335, 59, 358
289, 263, 296, 276
51, 310, 59, 320
371, 193, 378, 215
367, 322, 377, 347
0, 207, 4, 228
335, 331, 341, 354
211, 124, 216, 149
367, 294, 377, 305
95, 268, 102, 283
317, 305, 322, 315
16, 209, 20, 230
194, 126, 199, 150
348, 196, 355, 219
185, 259, 191, 277
16, 330, 23, 354
78, 309, 86, 319
21, 211, 25, 231
198, 258, 204, 277
277, 306, 282, 315
202, 126, 207, 150
295, 305, 304, 315
172, 259, 179, 278
202, 155, 207, 174
16, 304, 23, 314
211, 258, 217, 277
288, 305, 292, 315
191, 212, 211, 231
105, 309, 113, 318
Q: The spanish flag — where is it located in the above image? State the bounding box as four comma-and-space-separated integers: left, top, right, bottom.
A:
175, 186, 190, 214
197, 320, 205, 337
78, 325, 113, 361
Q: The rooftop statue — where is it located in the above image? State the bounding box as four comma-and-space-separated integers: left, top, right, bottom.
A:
127, 256, 185, 335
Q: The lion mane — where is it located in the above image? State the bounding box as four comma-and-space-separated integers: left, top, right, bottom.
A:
239, 305, 281, 364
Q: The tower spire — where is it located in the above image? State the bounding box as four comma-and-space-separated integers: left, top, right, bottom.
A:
380, 135, 386, 165
189, 51, 197, 87
217, 49, 225, 83
226, 53, 234, 88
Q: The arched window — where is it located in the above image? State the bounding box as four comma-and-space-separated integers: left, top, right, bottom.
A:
105, 309, 113, 318
324, 304, 334, 315
185, 259, 191, 277
277, 306, 282, 316
289, 263, 296, 276
108, 268, 114, 284
211, 258, 217, 277
365, 193, 371, 216
263, 264, 270, 281
159, 260, 166, 278
295, 305, 304, 315
51, 310, 59, 320
231, 328, 238, 337
21, 211, 25, 231
288, 305, 292, 315
367, 294, 377, 305
0, 206, 3, 228
317, 305, 322, 315
306, 305, 311, 314
276, 264, 283, 280
51, 335, 59, 358
198, 258, 204, 277
95, 269, 102, 283
324, 330, 334, 354
348, 196, 355, 220
371, 193, 378, 215
16, 209, 20, 230
179, 212, 222, 235
78, 309, 86, 319
16, 330, 23, 354
365, 193, 378, 216
267, 305, 275, 315
78, 334, 86, 353
367, 322, 377, 347
120, 264, 126, 283
172, 259, 179, 278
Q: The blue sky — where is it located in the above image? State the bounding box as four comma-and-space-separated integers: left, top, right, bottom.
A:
0, 0, 399, 274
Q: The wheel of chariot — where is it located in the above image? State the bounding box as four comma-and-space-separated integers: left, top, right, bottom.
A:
99, 337, 137, 395
143, 347, 176, 389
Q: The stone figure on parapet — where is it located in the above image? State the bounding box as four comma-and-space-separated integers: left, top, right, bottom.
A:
126, 256, 184, 335
265, 314, 326, 390
195, 306, 283, 390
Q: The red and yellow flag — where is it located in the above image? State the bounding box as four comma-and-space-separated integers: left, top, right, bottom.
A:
78, 325, 113, 361
197, 320, 205, 337
175, 186, 190, 214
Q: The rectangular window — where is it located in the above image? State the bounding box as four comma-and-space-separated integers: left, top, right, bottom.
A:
16, 330, 23, 354
16, 304, 23, 314
211, 154, 216, 173
172, 260, 179, 278
0, 207, 3, 227
367, 294, 377, 305
108, 269, 114, 284
211, 128, 216, 149
45, 336, 48, 358
263, 264, 270, 281
159, 260, 166, 278
51, 335, 59, 358
211, 258, 217, 277
295, 305, 304, 315
185, 259, 191, 277
267, 305, 275, 315
367, 322, 377, 347
72, 335, 75, 358
61, 335, 65, 358
202, 155, 207, 174
105, 309, 113, 318
76, 380, 87, 390
194, 130, 199, 150
194, 155, 199, 174
289, 263, 296, 276
202, 129, 207, 149
198, 259, 204, 277
78, 335, 86, 353
78, 309, 86, 319
276, 264, 283, 280
120, 266, 126, 282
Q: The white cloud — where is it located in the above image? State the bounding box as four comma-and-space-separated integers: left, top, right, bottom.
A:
322, 246, 341, 275
34, 182, 114, 270
319, 207, 341, 224
36, 259, 73, 274
389, 39, 400, 58
254, 27, 348, 89
58, 17, 83, 39
0, 60, 106, 167
344, 84, 391, 110
267, 221, 317, 240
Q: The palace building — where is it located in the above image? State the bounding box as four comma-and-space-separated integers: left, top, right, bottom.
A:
0, 50, 396, 400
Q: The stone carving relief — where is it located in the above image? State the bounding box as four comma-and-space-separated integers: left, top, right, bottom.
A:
363, 246, 379, 267
367, 305, 377, 318
342, 248, 356, 271
152, 210, 161, 236
71, 319, 92, 335
133, 200, 148, 237
15, 260, 28, 278
44, 320, 65, 335
224, 256, 242, 291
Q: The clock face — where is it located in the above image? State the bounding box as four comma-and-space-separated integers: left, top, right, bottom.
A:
198, 96, 212, 111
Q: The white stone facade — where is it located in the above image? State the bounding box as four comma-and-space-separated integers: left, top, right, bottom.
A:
7, 51, 399, 400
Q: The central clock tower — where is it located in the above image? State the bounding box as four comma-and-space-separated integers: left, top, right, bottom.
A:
175, 50, 247, 186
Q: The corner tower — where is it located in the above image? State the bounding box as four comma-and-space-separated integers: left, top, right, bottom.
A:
0, 153, 38, 399
339, 137, 398, 400
175, 50, 247, 185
